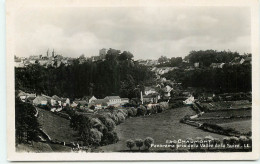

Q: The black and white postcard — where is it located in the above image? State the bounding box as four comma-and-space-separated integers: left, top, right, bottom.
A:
6, 0, 260, 161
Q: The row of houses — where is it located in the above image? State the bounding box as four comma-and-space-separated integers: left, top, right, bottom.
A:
18, 90, 130, 110
151, 67, 178, 75
15, 53, 74, 68
193, 56, 252, 69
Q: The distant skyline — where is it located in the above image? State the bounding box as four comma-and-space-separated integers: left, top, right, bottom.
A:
14, 6, 251, 59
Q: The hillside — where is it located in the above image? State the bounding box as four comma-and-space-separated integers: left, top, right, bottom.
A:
37, 107, 78, 143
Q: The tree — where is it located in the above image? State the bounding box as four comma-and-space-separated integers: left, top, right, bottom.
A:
158, 56, 168, 64
195, 137, 202, 149
239, 136, 248, 150
137, 105, 147, 116
98, 115, 116, 131
89, 128, 103, 146
116, 112, 125, 124
186, 138, 193, 150
144, 137, 154, 150
126, 139, 135, 150
118, 51, 133, 61
204, 135, 214, 150
15, 97, 41, 144
212, 138, 221, 149
223, 137, 230, 148
135, 139, 144, 151
126, 108, 134, 117
229, 136, 239, 149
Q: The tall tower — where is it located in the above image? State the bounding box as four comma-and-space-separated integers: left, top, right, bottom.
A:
46, 49, 49, 57
52, 49, 55, 57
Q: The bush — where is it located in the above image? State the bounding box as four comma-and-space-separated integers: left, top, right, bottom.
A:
144, 137, 154, 150
101, 130, 119, 145
159, 102, 169, 110
126, 108, 134, 117
130, 107, 138, 116
90, 118, 106, 132
89, 128, 103, 146
102, 112, 112, 119
116, 112, 125, 124
118, 109, 128, 118
135, 139, 144, 150
111, 113, 119, 125
137, 105, 147, 116
90, 105, 95, 110
151, 106, 157, 114
126, 139, 135, 150
156, 105, 163, 113
98, 115, 116, 131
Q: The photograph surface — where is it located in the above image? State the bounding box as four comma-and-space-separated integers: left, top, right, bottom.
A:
6, 0, 260, 161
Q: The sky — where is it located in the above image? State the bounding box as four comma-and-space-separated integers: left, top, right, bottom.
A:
14, 6, 251, 59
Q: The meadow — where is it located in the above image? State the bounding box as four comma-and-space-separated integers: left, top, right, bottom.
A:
100, 106, 227, 152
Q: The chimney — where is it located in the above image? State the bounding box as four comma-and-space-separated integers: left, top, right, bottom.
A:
141, 91, 143, 104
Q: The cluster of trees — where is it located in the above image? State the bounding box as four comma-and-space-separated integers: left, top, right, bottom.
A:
163, 64, 251, 92
126, 137, 154, 151
15, 48, 155, 99
65, 102, 169, 147
184, 50, 242, 67
157, 56, 183, 67
15, 97, 41, 144
68, 111, 119, 147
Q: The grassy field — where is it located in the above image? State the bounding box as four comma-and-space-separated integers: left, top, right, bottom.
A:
217, 120, 251, 133
37, 107, 79, 143
194, 108, 251, 125
100, 106, 227, 152
201, 100, 251, 111
199, 108, 251, 118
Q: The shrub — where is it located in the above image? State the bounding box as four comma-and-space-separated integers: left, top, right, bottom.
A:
116, 112, 125, 124
159, 102, 169, 110
98, 115, 116, 131
118, 109, 128, 118
130, 107, 138, 116
151, 106, 157, 114
144, 137, 154, 150
101, 130, 119, 145
135, 139, 144, 150
126, 108, 134, 117
90, 105, 95, 110
89, 128, 103, 146
126, 139, 135, 150
106, 131, 119, 144
137, 105, 147, 116
102, 112, 112, 119
90, 118, 106, 132
111, 113, 119, 125
156, 105, 163, 113
119, 108, 128, 114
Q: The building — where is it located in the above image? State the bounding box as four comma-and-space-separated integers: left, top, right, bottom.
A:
210, 63, 225, 68
144, 87, 157, 96
61, 98, 70, 107
89, 96, 97, 103
90, 99, 109, 109
121, 98, 129, 104
51, 95, 62, 106
163, 85, 173, 97
73, 100, 88, 107
104, 96, 121, 106
142, 93, 160, 103
33, 94, 52, 106
194, 62, 199, 68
